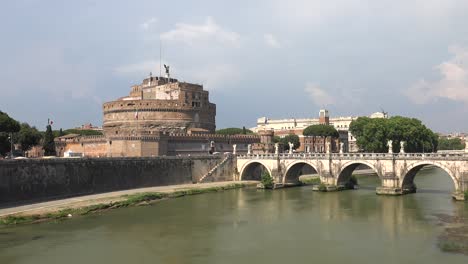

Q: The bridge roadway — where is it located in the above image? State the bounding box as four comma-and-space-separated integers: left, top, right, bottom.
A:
236, 152, 468, 200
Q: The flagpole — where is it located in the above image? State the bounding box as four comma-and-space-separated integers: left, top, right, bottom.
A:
159, 37, 162, 78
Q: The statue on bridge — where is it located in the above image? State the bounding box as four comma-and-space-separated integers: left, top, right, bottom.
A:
387, 140, 393, 154
247, 144, 252, 155
400, 141, 405, 154
232, 144, 237, 155
340, 142, 344, 154
275, 143, 279, 155
288, 142, 294, 155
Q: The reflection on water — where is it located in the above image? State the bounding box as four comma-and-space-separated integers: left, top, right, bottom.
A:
0, 168, 467, 264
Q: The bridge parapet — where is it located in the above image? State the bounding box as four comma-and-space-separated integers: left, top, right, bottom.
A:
237, 152, 468, 161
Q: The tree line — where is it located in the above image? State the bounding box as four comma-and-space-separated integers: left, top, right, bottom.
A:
349, 116, 439, 153
216, 116, 442, 154
0, 111, 102, 157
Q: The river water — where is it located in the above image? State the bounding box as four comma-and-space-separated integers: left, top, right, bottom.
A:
0, 168, 467, 264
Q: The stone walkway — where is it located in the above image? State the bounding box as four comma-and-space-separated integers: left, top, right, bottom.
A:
0, 181, 258, 217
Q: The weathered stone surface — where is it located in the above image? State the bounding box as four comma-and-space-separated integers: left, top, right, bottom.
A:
237, 152, 468, 199
0, 156, 233, 206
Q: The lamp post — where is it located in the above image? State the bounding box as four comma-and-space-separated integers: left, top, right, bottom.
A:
8, 132, 14, 158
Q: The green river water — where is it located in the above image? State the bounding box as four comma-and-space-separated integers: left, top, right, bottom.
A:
0, 168, 467, 264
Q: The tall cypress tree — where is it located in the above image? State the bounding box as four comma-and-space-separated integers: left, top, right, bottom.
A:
43, 124, 56, 156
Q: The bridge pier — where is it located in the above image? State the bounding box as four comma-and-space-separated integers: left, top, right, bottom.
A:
452, 174, 468, 201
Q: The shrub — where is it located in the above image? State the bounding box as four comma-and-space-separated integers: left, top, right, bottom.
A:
318, 183, 327, 192
438, 241, 462, 253
261, 171, 274, 189
300, 177, 321, 185
216, 127, 253, 135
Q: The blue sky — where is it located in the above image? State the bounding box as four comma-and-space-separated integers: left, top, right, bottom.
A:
1, 0, 468, 132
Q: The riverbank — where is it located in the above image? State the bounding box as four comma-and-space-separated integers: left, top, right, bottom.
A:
0, 181, 258, 227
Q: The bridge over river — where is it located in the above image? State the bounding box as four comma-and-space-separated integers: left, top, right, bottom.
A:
236, 152, 468, 200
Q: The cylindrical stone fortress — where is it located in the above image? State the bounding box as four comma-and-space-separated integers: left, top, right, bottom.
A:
103, 76, 216, 135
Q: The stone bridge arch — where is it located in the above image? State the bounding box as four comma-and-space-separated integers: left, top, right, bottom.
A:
336, 160, 382, 186
239, 161, 273, 181
401, 161, 459, 193
283, 161, 320, 185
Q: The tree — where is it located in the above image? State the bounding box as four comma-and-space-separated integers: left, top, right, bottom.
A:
279, 134, 300, 151
261, 171, 274, 189
0, 111, 20, 156
438, 137, 465, 150
0, 134, 9, 156
216, 127, 253, 135
0, 111, 20, 133
17, 123, 42, 152
43, 124, 56, 156
349, 116, 438, 153
303, 124, 339, 138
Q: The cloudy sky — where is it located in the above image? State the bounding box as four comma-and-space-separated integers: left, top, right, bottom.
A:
1, 0, 468, 132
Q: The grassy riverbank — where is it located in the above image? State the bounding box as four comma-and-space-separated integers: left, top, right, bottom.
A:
0, 183, 253, 227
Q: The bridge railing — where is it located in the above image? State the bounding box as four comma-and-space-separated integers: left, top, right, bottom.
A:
237, 152, 468, 160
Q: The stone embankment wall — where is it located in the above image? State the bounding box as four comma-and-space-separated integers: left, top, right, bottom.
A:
0, 155, 235, 207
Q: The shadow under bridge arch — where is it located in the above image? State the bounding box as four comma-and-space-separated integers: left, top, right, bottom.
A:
401, 162, 458, 193
240, 162, 272, 181
283, 162, 319, 185
337, 161, 381, 187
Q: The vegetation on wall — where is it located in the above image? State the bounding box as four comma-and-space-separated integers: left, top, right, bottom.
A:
61, 129, 103, 136
261, 171, 274, 189
349, 116, 438, 153
303, 124, 339, 138
216, 127, 253, 135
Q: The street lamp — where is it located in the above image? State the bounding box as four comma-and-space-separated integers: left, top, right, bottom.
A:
8, 132, 14, 159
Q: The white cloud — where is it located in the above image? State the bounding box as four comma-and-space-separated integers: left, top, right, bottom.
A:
405, 46, 468, 105
115, 61, 239, 91
160, 17, 240, 46
140, 17, 157, 30
182, 64, 240, 90
304, 83, 335, 106
264, 33, 281, 48
115, 60, 159, 76
269, 0, 468, 29
1, 45, 97, 101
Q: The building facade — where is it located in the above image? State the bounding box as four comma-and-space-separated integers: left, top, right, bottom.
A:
252, 110, 388, 152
